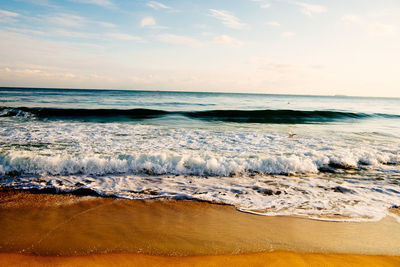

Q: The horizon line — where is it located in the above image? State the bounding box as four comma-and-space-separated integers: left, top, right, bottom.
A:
0, 86, 399, 100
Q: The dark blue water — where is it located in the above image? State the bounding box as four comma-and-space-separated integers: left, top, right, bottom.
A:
1, 87, 400, 125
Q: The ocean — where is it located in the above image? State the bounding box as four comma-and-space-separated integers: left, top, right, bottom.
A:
1, 87, 399, 222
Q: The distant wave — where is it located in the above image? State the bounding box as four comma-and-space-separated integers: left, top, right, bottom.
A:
184, 109, 373, 123
1, 107, 399, 124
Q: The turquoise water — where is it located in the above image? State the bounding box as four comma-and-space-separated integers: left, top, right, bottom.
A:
1, 88, 399, 221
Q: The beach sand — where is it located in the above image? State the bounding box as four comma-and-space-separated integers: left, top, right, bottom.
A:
0, 189, 399, 266
1, 251, 400, 267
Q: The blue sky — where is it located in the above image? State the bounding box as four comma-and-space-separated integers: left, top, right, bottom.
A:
0, 0, 399, 96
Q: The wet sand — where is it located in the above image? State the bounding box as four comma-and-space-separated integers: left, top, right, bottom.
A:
1, 251, 400, 267
0, 189, 399, 266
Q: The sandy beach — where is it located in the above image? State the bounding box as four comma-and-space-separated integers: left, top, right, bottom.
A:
1, 251, 400, 267
0, 189, 399, 266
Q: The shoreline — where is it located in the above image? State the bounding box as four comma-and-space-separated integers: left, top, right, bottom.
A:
1, 189, 400, 265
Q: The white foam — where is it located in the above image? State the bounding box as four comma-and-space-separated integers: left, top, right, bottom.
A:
3, 173, 400, 222
1, 120, 400, 222
0, 151, 319, 176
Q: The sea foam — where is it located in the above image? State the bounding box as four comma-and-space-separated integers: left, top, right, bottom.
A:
1, 118, 399, 222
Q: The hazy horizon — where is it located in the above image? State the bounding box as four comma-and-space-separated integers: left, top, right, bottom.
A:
3, 86, 400, 100
1, 0, 399, 97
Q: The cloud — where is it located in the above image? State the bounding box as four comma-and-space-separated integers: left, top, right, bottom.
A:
97, 21, 116, 28
146, 1, 170, 10
295, 2, 326, 16
3, 27, 47, 36
0, 66, 116, 88
266, 21, 280, 27
281, 31, 295, 38
140, 17, 167, 29
0, 9, 19, 23
250, 0, 270, 8
156, 34, 203, 47
52, 29, 93, 39
72, 0, 115, 8
0, 67, 74, 78
4, 25, 140, 44
4, 26, 99, 40
44, 14, 88, 28
209, 9, 245, 29
213, 35, 243, 47
341, 14, 396, 37
14, 0, 55, 7
141, 17, 156, 27
107, 33, 143, 42
38, 13, 115, 29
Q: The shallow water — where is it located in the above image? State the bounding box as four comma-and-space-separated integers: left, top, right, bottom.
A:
1, 88, 400, 221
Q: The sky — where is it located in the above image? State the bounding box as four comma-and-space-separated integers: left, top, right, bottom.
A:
0, 0, 399, 97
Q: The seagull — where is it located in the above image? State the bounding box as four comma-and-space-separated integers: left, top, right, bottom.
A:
288, 132, 296, 138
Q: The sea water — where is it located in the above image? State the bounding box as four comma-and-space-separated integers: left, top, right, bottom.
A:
1, 88, 399, 221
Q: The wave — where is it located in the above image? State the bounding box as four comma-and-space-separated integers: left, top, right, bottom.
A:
1, 107, 399, 124
184, 109, 371, 123
1, 153, 399, 222
0, 152, 318, 177
1, 150, 398, 177
0, 107, 168, 119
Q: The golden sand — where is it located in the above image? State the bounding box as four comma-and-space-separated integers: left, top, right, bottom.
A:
0, 190, 399, 266
1, 251, 400, 267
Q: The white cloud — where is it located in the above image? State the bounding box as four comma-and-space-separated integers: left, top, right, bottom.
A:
281, 31, 295, 38
39, 13, 114, 29
140, 17, 167, 29
0, 9, 19, 23
213, 34, 233, 43
107, 33, 143, 41
45, 14, 88, 28
4, 22, 140, 43
4, 27, 47, 36
250, 0, 270, 9
5, 26, 99, 40
209, 9, 245, 29
266, 21, 280, 27
213, 35, 243, 47
14, 0, 55, 7
341, 14, 396, 37
141, 17, 156, 27
0, 66, 116, 88
72, 0, 114, 8
146, 1, 170, 10
97, 21, 116, 28
260, 3, 271, 8
52, 29, 92, 39
157, 34, 203, 47
296, 2, 326, 16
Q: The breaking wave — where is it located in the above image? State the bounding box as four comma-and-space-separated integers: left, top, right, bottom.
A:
0, 150, 398, 177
